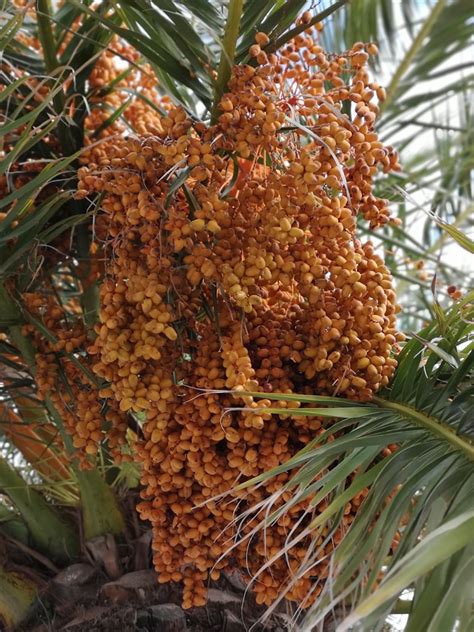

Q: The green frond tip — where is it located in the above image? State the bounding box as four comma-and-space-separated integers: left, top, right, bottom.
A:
381, 0, 447, 112
36, 0, 59, 77
373, 397, 474, 461
338, 510, 474, 631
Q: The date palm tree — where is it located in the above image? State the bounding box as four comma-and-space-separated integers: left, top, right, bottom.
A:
0, 1, 472, 630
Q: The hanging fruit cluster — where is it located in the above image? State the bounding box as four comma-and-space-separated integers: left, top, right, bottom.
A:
21, 292, 131, 469
0, 31, 166, 469
83, 39, 170, 142
74, 24, 404, 608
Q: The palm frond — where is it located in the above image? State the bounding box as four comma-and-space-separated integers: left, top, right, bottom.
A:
0, 455, 79, 562
323, 0, 417, 53
339, 511, 474, 632
74, 0, 216, 109
380, 0, 473, 124
78, 0, 350, 115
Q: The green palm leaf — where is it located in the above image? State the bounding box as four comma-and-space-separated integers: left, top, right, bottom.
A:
339, 511, 474, 631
